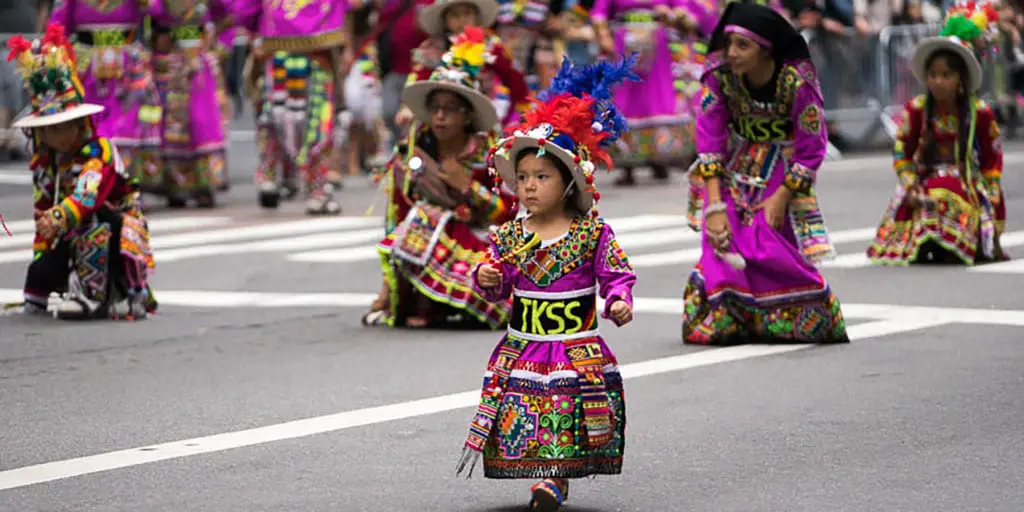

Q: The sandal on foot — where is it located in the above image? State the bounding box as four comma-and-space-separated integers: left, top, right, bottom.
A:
529, 479, 566, 512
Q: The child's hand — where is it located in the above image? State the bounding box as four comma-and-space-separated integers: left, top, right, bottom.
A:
477, 264, 502, 289
609, 300, 633, 326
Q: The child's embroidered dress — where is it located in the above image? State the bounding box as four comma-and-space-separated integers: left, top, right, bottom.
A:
867, 2, 1008, 265
457, 56, 641, 485
369, 33, 517, 329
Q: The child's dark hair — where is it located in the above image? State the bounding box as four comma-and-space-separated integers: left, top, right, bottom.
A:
921, 49, 971, 171
515, 147, 587, 217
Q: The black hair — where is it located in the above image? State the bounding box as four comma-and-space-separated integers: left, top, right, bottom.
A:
514, 147, 587, 217
426, 89, 477, 134
921, 49, 971, 171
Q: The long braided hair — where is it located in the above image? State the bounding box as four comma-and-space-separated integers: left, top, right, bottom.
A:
920, 49, 973, 173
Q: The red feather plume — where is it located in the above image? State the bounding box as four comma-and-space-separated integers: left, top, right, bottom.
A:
514, 93, 613, 169
6, 35, 30, 62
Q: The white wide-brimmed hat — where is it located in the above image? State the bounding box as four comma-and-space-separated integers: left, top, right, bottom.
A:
13, 103, 105, 129
911, 36, 983, 92
417, 0, 499, 37
910, 4, 997, 93
401, 28, 500, 132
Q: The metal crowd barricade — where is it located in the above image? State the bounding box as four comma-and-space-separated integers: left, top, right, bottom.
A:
876, 24, 941, 140
876, 23, 1020, 142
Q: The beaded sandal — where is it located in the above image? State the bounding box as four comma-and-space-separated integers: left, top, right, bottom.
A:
529, 479, 568, 511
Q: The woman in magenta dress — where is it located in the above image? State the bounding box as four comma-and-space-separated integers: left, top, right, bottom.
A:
682, 2, 848, 345
458, 56, 639, 512
48, 0, 162, 197
591, 0, 704, 185
149, 2, 232, 209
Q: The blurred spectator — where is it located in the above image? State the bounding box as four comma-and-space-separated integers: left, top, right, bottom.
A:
801, 0, 856, 149
0, 0, 47, 161
376, 0, 431, 147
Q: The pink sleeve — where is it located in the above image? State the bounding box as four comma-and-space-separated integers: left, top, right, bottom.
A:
471, 238, 515, 302
693, 69, 730, 178
595, 223, 636, 324
784, 66, 828, 194
49, 0, 72, 28
674, 0, 719, 37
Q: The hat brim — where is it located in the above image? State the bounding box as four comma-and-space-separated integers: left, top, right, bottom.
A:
12, 104, 104, 128
417, 0, 500, 36
493, 137, 593, 214
402, 80, 499, 132
912, 37, 983, 92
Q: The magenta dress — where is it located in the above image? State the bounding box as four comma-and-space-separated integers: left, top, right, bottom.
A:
683, 54, 849, 345
457, 216, 636, 479
590, 0, 697, 165
674, 0, 721, 156
149, 1, 231, 202
49, 0, 162, 190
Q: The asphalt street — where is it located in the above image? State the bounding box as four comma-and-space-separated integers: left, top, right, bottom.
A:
0, 135, 1023, 511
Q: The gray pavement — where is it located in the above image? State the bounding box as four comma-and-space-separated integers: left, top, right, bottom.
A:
0, 138, 1023, 511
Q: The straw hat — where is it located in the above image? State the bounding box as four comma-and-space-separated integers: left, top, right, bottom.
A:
417, 0, 500, 36
401, 27, 500, 132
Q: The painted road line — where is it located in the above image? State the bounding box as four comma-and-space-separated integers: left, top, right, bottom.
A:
286, 223, 699, 264
822, 230, 1024, 269
818, 151, 1024, 173
0, 216, 386, 265
287, 245, 379, 263
628, 226, 882, 268
0, 170, 31, 185
0, 216, 236, 251
154, 228, 384, 262
159, 217, 695, 263
0, 317, 959, 492
968, 258, 1024, 274
4, 288, 1023, 328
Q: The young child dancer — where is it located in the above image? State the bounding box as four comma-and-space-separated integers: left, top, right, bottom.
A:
867, 1, 1008, 265
4, 24, 157, 319
457, 55, 640, 511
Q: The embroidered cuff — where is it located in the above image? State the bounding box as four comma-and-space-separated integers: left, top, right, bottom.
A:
895, 160, 917, 189
982, 168, 1002, 183
695, 153, 725, 179
47, 202, 82, 234
784, 162, 815, 194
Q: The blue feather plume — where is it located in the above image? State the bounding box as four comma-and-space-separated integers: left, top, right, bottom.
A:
537, 53, 641, 146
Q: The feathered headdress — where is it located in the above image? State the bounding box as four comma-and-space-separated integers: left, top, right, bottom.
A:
912, 0, 998, 93
487, 53, 640, 216
400, 26, 500, 132
6, 23, 103, 129
942, 0, 999, 56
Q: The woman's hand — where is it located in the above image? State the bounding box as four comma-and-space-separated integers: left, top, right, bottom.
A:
439, 157, 472, 192
476, 264, 502, 289
394, 106, 414, 127
754, 188, 792, 230
905, 184, 931, 209
704, 204, 731, 252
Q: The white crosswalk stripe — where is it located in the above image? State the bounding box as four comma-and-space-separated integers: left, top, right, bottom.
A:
0, 213, 1021, 274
